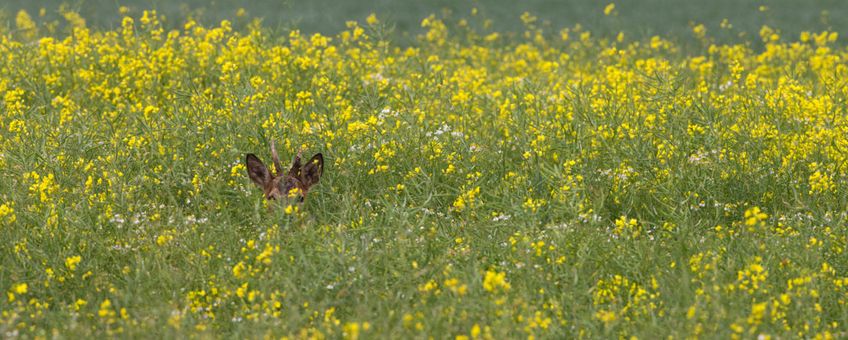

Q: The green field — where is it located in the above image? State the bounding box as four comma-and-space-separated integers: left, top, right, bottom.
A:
3, 0, 848, 41
1, 1, 848, 339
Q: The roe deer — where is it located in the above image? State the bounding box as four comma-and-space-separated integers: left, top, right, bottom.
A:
246, 140, 323, 202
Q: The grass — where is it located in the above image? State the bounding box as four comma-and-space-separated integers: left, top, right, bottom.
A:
1, 3, 848, 339
3, 0, 848, 42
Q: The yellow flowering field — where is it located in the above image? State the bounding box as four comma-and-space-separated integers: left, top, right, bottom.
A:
2, 7, 848, 339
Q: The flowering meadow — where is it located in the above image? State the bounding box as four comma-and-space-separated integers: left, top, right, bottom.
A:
2, 6, 848, 339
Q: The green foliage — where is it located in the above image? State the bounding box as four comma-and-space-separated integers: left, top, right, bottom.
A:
1, 5, 847, 339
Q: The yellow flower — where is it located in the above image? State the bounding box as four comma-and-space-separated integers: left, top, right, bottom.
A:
613, 216, 641, 238
366, 13, 379, 26
603, 3, 616, 16
287, 187, 302, 198
808, 170, 835, 195
453, 187, 480, 212
692, 24, 706, 39
13, 283, 27, 294
743, 207, 768, 229
15, 10, 38, 39
595, 309, 616, 323
65, 256, 82, 271
343, 322, 363, 340
98, 299, 115, 318
232, 261, 246, 278
0, 203, 15, 224
482, 270, 510, 293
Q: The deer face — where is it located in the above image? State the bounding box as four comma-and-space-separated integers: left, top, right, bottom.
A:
246, 141, 323, 203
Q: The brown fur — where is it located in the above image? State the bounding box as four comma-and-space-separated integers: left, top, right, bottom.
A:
246, 141, 323, 202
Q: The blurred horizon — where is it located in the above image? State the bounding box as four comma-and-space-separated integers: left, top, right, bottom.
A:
2, 0, 847, 44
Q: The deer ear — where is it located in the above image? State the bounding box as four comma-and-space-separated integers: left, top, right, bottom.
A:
246, 154, 271, 187
302, 153, 324, 187
288, 151, 303, 178
270, 140, 284, 176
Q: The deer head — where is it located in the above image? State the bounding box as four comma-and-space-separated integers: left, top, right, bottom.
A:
246, 140, 323, 202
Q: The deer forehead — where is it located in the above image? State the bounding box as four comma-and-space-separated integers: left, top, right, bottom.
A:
283, 175, 300, 185
265, 176, 282, 190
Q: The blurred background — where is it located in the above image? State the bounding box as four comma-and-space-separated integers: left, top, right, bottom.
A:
2, 0, 846, 43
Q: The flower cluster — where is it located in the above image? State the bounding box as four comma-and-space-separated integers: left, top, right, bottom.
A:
0, 5, 847, 339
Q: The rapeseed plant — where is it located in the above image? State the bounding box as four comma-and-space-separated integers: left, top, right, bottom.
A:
0, 6, 846, 339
